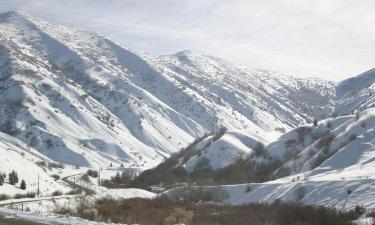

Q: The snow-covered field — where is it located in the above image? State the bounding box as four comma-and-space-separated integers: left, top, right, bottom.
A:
0, 207, 126, 225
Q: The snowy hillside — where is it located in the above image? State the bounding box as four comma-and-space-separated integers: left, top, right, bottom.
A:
0, 131, 68, 196
164, 108, 375, 209
335, 68, 375, 115
0, 11, 343, 169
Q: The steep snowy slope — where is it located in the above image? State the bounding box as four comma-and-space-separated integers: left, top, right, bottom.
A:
183, 129, 273, 172
0, 11, 202, 168
270, 108, 375, 178
225, 108, 375, 209
335, 68, 375, 115
164, 108, 375, 209
0, 131, 68, 195
0, 11, 337, 169
158, 51, 335, 129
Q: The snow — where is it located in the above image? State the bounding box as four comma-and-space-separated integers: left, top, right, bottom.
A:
0, 10, 375, 224
0, 11, 338, 170
0, 132, 69, 196
185, 129, 273, 172
222, 178, 375, 210
0, 207, 126, 225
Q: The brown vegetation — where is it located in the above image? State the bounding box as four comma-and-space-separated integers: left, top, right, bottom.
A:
81, 197, 359, 225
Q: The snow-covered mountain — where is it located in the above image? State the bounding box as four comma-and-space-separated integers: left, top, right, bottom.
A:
0, 11, 374, 173
162, 107, 375, 209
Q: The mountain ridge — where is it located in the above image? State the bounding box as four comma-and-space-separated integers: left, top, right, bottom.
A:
0, 11, 373, 171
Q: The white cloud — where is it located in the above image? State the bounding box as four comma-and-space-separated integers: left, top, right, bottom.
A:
0, 0, 374, 81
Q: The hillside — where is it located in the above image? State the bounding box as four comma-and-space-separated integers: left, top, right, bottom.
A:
0, 131, 68, 196
133, 107, 375, 189
0, 11, 340, 169
161, 107, 375, 210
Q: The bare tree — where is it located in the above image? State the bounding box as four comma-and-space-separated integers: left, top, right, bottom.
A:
75, 194, 91, 216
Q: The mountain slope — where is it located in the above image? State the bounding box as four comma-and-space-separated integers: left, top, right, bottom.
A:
0, 131, 68, 195
0, 11, 339, 169
335, 68, 375, 115
163, 108, 375, 209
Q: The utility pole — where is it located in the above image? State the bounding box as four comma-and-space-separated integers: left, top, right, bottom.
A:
98, 167, 102, 190
37, 173, 40, 198
98, 169, 100, 189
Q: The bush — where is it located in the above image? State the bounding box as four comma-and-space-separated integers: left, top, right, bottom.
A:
49, 162, 65, 169
295, 127, 310, 143
275, 166, 291, 178
52, 190, 63, 196
168, 186, 229, 203
13, 193, 24, 199
253, 142, 266, 156
13, 192, 36, 199
87, 169, 98, 178
295, 185, 306, 201
285, 139, 297, 148
310, 152, 331, 169
36, 161, 47, 167
90, 197, 357, 225
349, 134, 357, 142
25, 192, 36, 198
317, 132, 335, 149
354, 205, 366, 216
193, 157, 211, 172
102, 170, 136, 188
51, 174, 60, 180
66, 189, 82, 195
283, 148, 300, 161
0, 194, 10, 201
275, 127, 286, 133
53, 203, 73, 215
75, 194, 93, 217
163, 208, 194, 225
355, 112, 360, 121
81, 174, 90, 183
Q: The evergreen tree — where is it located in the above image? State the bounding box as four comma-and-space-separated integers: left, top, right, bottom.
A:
313, 118, 318, 127
20, 179, 26, 190
0, 173, 4, 186
9, 170, 19, 185
113, 172, 121, 183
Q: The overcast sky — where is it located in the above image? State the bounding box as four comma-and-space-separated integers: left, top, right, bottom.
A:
1, 0, 374, 81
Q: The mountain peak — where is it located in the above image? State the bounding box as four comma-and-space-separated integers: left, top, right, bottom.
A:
175, 50, 196, 55
0, 10, 27, 20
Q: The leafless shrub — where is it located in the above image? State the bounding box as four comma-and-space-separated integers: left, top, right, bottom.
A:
295, 185, 306, 201
52, 190, 63, 196
168, 186, 229, 203
163, 208, 194, 225
283, 148, 300, 161
317, 132, 335, 149
349, 134, 357, 142
75, 194, 92, 217
0, 194, 10, 201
